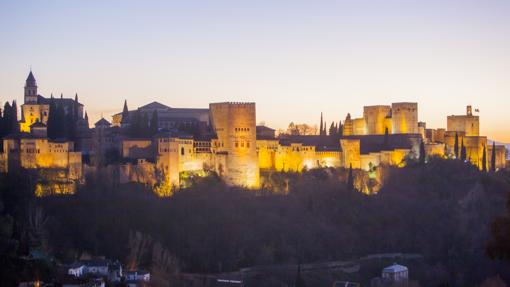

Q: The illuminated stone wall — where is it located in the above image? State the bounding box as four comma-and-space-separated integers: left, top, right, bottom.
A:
209, 102, 260, 188
4, 138, 84, 180
257, 140, 341, 172
361, 153, 381, 170
352, 118, 367, 135
391, 102, 418, 134
363, 105, 391, 135
424, 143, 446, 158
447, 115, 479, 136
488, 144, 507, 170
379, 149, 410, 167
344, 102, 417, 136
122, 139, 153, 159
156, 137, 182, 188
1, 137, 82, 195
340, 139, 361, 168
361, 149, 411, 170
257, 139, 279, 169
119, 160, 157, 185
444, 132, 487, 168
20, 104, 49, 132
20, 100, 84, 133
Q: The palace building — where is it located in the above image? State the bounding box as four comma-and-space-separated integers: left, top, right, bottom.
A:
0, 71, 508, 195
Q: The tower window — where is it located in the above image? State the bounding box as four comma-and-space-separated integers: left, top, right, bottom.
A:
181, 147, 185, 155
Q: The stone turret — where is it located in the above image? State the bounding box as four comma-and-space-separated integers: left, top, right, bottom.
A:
209, 102, 259, 188
24, 71, 38, 104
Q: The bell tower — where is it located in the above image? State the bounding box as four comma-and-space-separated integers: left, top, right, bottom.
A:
24, 70, 38, 104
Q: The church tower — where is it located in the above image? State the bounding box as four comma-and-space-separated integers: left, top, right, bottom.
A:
24, 71, 38, 104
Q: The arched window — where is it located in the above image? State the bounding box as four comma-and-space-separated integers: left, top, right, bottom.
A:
181, 147, 185, 155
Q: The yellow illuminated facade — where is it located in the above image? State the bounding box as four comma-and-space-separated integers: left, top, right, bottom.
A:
2, 70, 508, 196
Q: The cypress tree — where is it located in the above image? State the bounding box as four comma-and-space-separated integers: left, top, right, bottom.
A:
295, 264, 306, 287
338, 121, 343, 136
47, 97, 57, 139
319, 112, 323, 136
419, 141, 426, 164
141, 112, 149, 137
329, 122, 336, 137
384, 127, 389, 148
66, 112, 75, 140
10, 100, 18, 133
55, 102, 66, 138
0, 107, 5, 138
347, 163, 354, 191
460, 139, 467, 161
491, 142, 497, 172
454, 132, 459, 158
482, 144, 487, 172
150, 110, 159, 136
3, 102, 11, 135
129, 110, 139, 137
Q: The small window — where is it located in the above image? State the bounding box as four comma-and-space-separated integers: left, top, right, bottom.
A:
181, 147, 185, 155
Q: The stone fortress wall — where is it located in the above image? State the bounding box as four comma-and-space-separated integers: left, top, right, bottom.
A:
209, 102, 260, 188
1, 73, 508, 195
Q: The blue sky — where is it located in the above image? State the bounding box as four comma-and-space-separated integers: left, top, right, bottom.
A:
1, 0, 509, 141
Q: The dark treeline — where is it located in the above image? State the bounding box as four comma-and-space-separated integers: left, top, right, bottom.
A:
0, 100, 19, 138
2, 159, 510, 285
36, 159, 510, 286
46, 96, 81, 140
129, 109, 159, 138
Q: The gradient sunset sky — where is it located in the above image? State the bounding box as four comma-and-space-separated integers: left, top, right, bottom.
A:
1, 0, 509, 142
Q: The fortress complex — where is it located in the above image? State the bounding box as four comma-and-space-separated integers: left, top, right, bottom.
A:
0, 72, 507, 194
343, 103, 419, 136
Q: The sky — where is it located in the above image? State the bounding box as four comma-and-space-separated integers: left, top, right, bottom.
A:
0, 0, 509, 142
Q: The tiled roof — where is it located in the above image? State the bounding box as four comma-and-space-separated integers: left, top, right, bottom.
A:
36, 95, 83, 106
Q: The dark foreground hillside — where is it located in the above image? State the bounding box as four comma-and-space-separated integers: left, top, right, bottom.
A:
1, 158, 510, 286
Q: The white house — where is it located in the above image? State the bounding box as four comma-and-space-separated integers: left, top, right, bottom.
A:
382, 263, 408, 282
125, 270, 151, 282
67, 263, 85, 277
83, 259, 110, 276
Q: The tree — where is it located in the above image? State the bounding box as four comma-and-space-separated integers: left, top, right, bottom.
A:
384, 127, 389, 148
0, 107, 4, 138
150, 110, 159, 136
295, 264, 306, 287
140, 112, 149, 137
491, 142, 496, 172
47, 97, 57, 139
328, 122, 336, 138
460, 139, 467, 161
488, 193, 510, 261
454, 132, 459, 158
347, 163, 354, 191
319, 113, 324, 136
337, 121, 343, 136
2, 102, 11, 135
129, 110, 142, 138
10, 100, 18, 133
482, 144, 487, 172
419, 141, 426, 165
54, 102, 67, 139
